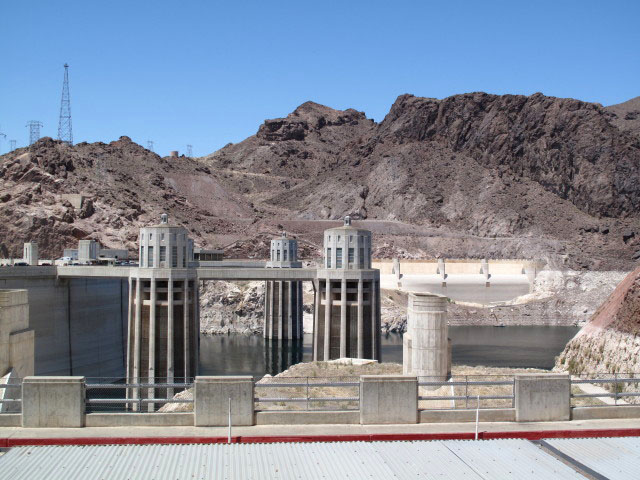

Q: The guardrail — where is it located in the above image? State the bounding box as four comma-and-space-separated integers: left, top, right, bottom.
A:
0, 379, 22, 414
254, 376, 359, 411
85, 378, 193, 413
418, 375, 515, 410
570, 373, 640, 407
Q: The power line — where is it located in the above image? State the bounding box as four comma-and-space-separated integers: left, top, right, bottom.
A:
186, 144, 193, 157
57, 63, 73, 145
25, 121, 43, 145
147, 140, 154, 152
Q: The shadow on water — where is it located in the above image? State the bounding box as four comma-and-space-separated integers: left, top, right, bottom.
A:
198, 326, 579, 377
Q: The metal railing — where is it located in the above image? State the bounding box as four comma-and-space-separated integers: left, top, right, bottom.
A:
570, 373, 640, 407
418, 375, 515, 410
254, 376, 359, 411
85, 377, 193, 413
0, 378, 22, 414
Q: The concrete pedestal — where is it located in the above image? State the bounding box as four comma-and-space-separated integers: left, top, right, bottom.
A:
194, 376, 254, 427
515, 374, 570, 422
360, 375, 417, 424
22, 376, 85, 427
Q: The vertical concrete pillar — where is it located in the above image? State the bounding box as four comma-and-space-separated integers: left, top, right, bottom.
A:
340, 279, 347, 358
371, 280, 378, 360
270, 281, 276, 339
22, 377, 85, 428
194, 283, 200, 376
133, 279, 142, 384
324, 280, 331, 361
126, 277, 133, 384
184, 279, 190, 379
286, 281, 293, 340
357, 279, 364, 358
167, 279, 174, 398
359, 375, 417, 424
278, 281, 284, 340
263, 281, 269, 339
515, 374, 570, 422
313, 280, 320, 361
404, 293, 448, 381
147, 278, 157, 410
194, 376, 254, 426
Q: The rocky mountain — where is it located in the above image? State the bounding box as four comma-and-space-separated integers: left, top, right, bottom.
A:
555, 266, 640, 376
1, 92, 640, 271
605, 96, 640, 138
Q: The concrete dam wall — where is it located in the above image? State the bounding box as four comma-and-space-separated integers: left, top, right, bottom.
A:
0, 272, 127, 377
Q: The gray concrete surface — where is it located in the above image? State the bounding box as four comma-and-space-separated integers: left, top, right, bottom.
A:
255, 410, 359, 425
22, 376, 85, 428
86, 413, 193, 427
195, 376, 254, 427
515, 373, 570, 422
419, 408, 515, 423
360, 375, 418, 424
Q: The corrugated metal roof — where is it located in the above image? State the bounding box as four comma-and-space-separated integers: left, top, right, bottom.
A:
546, 437, 640, 480
0, 439, 592, 479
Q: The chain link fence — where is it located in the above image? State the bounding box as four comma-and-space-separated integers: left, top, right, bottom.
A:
418, 375, 515, 410
85, 377, 193, 413
571, 373, 640, 407
254, 376, 359, 411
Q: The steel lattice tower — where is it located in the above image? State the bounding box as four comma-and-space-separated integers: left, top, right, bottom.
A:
9, 140, 16, 151
186, 144, 193, 157
0, 126, 5, 153
26, 121, 43, 145
57, 63, 73, 145
147, 140, 154, 152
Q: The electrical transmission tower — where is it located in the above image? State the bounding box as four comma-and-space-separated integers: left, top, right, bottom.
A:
147, 140, 154, 152
26, 121, 43, 145
0, 126, 5, 153
57, 63, 73, 145
10, 140, 16, 151
186, 144, 193, 157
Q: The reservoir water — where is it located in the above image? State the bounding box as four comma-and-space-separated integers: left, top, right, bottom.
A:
198, 326, 579, 377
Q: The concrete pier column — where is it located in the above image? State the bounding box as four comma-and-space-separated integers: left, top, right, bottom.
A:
278, 281, 284, 340
263, 282, 269, 339
324, 280, 331, 361
357, 279, 363, 358
133, 278, 142, 405
269, 282, 276, 339
371, 280, 378, 360
126, 277, 133, 387
340, 279, 347, 358
286, 281, 293, 340
404, 293, 448, 381
481, 258, 490, 287
183, 279, 190, 380
167, 279, 174, 398
147, 278, 157, 410
313, 280, 320, 361
194, 283, 200, 376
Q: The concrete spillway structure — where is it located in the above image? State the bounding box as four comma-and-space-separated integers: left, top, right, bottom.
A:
127, 214, 198, 407
264, 233, 303, 340
403, 293, 450, 381
313, 216, 380, 361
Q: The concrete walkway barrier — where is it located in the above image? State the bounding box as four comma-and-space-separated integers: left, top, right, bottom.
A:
360, 375, 418, 424
194, 376, 254, 427
515, 374, 570, 422
22, 376, 85, 428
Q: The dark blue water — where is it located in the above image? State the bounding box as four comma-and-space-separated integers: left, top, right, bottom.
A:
198, 326, 579, 377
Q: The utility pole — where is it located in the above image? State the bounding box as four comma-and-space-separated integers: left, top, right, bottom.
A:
26, 121, 43, 145
9, 140, 16, 151
186, 144, 193, 157
57, 63, 73, 145
0, 125, 5, 153
147, 140, 154, 152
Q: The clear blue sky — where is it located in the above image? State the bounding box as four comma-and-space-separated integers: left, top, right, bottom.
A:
1, 0, 638, 156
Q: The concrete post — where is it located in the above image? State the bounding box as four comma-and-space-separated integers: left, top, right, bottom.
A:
286, 281, 293, 340
371, 280, 378, 360
126, 277, 133, 388
515, 374, 570, 422
481, 259, 490, 287
278, 281, 284, 340
194, 283, 200, 376
22, 377, 85, 428
148, 278, 157, 410
313, 280, 320, 361
194, 376, 254, 426
263, 281, 269, 339
183, 279, 190, 380
438, 258, 446, 286
357, 279, 363, 358
133, 279, 142, 398
167, 279, 174, 397
360, 375, 418, 424
340, 279, 347, 358
324, 281, 331, 360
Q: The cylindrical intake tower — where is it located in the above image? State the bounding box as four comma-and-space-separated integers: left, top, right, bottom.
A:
313, 216, 380, 361
127, 214, 198, 409
264, 233, 304, 340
